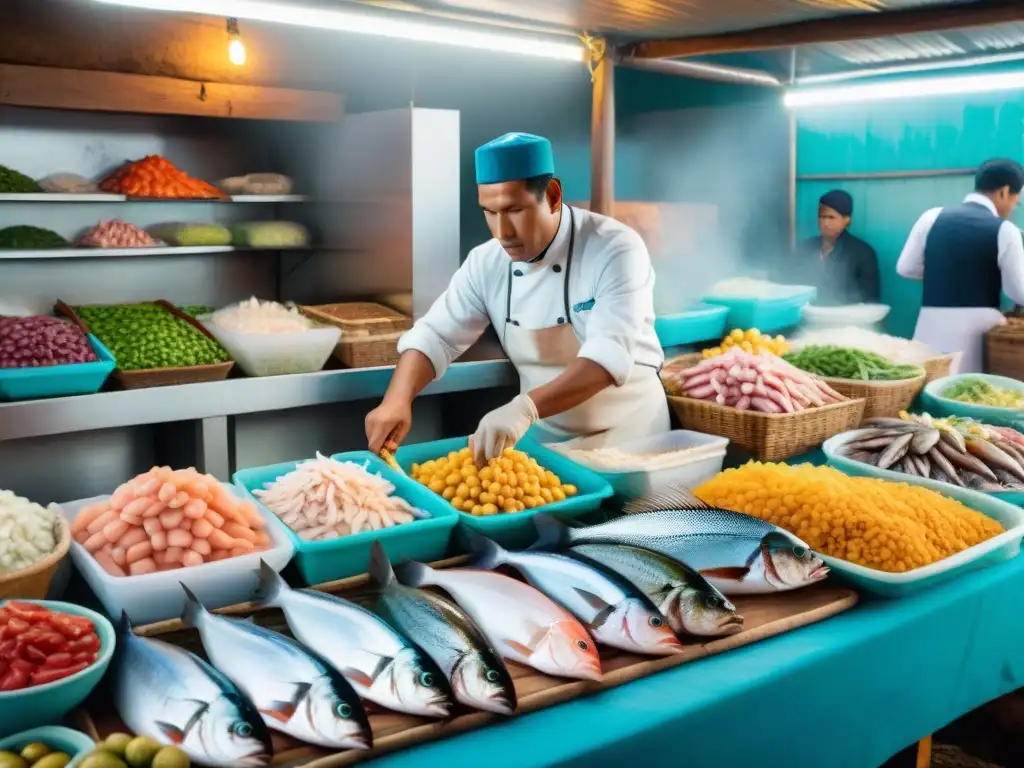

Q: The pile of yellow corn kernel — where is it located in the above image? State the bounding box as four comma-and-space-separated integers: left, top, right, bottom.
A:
694, 462, 1003, 573
702, 328, 788, 359
411, 446, 578, 516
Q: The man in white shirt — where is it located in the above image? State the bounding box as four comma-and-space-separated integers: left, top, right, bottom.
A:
896, 158, 1024, 372
366, 132, 668, 464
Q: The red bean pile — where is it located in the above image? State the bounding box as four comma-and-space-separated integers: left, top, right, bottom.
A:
0, 316, 98, 368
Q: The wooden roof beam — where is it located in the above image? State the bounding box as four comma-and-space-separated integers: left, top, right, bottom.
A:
632, 0, 1024, 60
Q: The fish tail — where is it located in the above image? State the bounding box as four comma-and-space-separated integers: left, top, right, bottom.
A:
255, 559, 285, 606
368, 540, 394, 589
180, 583, 206, 628
530, 513, 570, 551
462, 527, 506, 570
392, 560, 434, 588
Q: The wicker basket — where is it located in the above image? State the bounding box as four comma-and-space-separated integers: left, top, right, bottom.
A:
922, 353, 957, 382
821, 373, 926, 421
301, 302, 412, 337
334, 330, 404, 368
0, 516, 71, 600
986, 322, 1024, 380
668, 396, 866, 462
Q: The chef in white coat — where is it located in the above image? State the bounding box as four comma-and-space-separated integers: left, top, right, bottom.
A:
366, 132, 668, 463
896, 158, 1024, 373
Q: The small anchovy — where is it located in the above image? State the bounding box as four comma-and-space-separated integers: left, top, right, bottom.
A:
876, 433, 914, 470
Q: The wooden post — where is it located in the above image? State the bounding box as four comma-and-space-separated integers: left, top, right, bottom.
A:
590, 45, 615, 218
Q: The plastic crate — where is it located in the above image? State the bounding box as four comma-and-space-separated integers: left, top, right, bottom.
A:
654, 303, 729, 348
235, 452, 459, 584
702, 286, 817, 333
395, 436, 613, 550
0, 335, 115, 401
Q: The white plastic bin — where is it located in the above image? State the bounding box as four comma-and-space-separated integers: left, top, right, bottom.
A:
58, 484, 294, 624
199, 316, 341, 377
556, 431, 729, 500
801, 304, 890, 330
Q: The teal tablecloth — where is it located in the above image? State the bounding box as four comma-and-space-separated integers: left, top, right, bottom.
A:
368, 552, 1024, 768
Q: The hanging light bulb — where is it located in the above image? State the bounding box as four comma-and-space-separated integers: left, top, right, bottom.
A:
227, 17, 246, 66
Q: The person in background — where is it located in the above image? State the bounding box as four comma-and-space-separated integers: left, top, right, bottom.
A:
792, 190, 880, 306
896, 158, 1024, 373
365, 132, 667, 465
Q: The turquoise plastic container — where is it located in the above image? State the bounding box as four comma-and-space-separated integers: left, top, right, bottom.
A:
234, 452, 459, 585
395, 436, 614, 549
0, 335, 115, 402
920, 374, 1024, 428
654, 303, 729, 347
0, 601, 115, 737
702, 287, 817, 333
0, 726, 95, 767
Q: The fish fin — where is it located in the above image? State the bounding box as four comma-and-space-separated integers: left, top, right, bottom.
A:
117, 610, 133, 637
368, 540, 394, 589
572, 588, 613, 614
530, 513, 570, 551
179, 583, 205, 628
622, 485, 712, 516
393, 560, 435, 588
343, 667, 376, 688
155, 722, 186, 744
369, 655, 394, 680
463, 528, 507, 570
504, 639, 535, 657
260, 700, 298, 723
700, 566, 751, 581
255, 559, 285, 606
587, 604, 616, 630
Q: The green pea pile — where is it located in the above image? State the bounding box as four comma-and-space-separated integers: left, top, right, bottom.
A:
75, 303, 230, 371
784, 345, 924, 381
0, 164, 42, 194
0, 225, 67, 250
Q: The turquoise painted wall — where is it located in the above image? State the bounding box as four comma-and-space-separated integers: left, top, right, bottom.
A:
796, 87, 1024, 337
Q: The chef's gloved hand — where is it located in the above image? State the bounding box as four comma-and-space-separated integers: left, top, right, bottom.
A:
471, 394, 539, 466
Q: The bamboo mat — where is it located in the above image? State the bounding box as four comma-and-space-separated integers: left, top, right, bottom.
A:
73, 557, 858, 767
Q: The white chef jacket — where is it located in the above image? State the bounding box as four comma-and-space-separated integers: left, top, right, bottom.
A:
398, 204, 664, 385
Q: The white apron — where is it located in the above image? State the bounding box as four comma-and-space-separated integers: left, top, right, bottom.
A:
912, 307, 1003, 374
501, 207, 670, 450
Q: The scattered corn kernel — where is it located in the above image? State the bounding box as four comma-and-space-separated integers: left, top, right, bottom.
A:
702, 328, 789, 359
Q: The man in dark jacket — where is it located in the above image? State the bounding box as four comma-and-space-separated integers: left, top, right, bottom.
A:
792, 190, 880, 306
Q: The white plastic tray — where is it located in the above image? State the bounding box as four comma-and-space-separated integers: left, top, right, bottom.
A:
58, 483, 294, 624
199, 316, 341, 377
802, 303, 891, 329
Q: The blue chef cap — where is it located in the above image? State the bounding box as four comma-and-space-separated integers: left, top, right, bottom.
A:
475, 133, 555, 185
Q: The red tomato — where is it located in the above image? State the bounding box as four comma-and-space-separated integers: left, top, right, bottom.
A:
47, 614, 91, 640
3, 618, 30, 637
9, 658, 34, 671
0, 639, 16, 659
0, 666, 29, 691
29, 662, 89, 686
4, 602, 53, 622
0, 659, 7, 677
71, 651, 97, 664
43, 652, 72, 669
21, 645, 47, 665
66, 634, 100, 655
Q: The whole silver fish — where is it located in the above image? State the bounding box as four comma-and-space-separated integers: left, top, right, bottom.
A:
366, 542, 517, 715
569, 543, 744, 637
532, 488, 828, 595
181, 586, 371, 750
966, 438, 1024, 483
464, 529, 683, 656
256, 561, 452, 718
112, 613, 273, 767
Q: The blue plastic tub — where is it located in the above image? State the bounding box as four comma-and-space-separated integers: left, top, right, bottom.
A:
234, 452, 460, 585
0, 727, 95, 767
654, 303, 729, 348
395, 436, 614, 549
921, 373, 1024, 428
0, 335, 115, 402
702, 287, 817, 334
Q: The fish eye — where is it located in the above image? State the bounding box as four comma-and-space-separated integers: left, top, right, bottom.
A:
705, 595, 721, 609
649, 616, 664, 628
793, 546, 809, 559
336, 702, 352, 719
576, 640, 588, 651
419, 671, 434, 687
232, 722, 253, 738
485, 669, 500, 683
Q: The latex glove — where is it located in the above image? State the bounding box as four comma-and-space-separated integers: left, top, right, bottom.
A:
472, 394, 539, 466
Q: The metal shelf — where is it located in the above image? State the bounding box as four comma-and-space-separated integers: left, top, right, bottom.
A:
0, 245, 307, 260
0, 360, 516, 441
0, 194, 309, 203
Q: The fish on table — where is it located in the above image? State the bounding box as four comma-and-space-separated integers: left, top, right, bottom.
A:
463, 528, 684, 655
366, 541, 518, 715
111, 613, 273, 767
256, 561, 453, 718
180, 586, 372, 750
567, 542, 743, 637
532, 488, 828, 596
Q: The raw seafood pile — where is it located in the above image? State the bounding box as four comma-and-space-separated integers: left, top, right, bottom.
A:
100, 156, 221, 198
75, 303, 229, 371
0, 316, 98, 368
793, 326, 940, 364
77, 220, 159, 248
0, 226, 67, 250
663, 347, 847, 413
253, 453, 420, 541
942, 377, 1024, 408
208, 297, 315, 334
835, 414, 1024, 492
553, 441, 723, 473
411, 446, 578, 515
0, 602, 101, 691
784, 345, 923, 381
0, 490, 59, 574
71, 466, 271, 576
0, 164, 42, 193
701, 328, 788, 359
695, 462, 1003, 573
